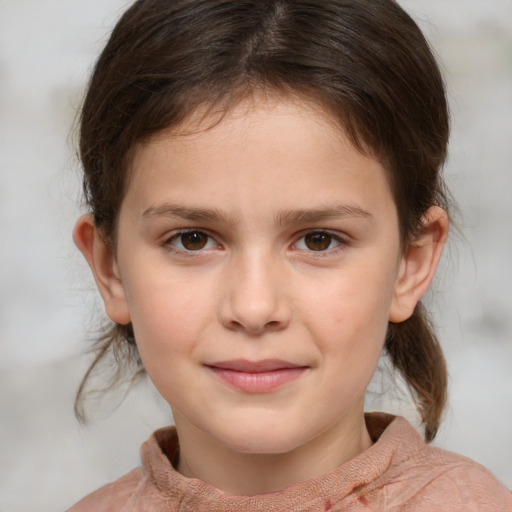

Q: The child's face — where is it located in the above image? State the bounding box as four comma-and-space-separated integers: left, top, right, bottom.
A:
95, 96, 418, 455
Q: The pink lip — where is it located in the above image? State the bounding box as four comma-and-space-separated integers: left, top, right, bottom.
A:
206, 359, 308, 393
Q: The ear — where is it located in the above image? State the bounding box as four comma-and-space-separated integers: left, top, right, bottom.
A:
73, 214, 131, 325
389, 206, 449, 323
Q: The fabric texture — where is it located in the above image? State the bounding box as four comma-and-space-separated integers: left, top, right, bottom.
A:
67, 413, 512, 511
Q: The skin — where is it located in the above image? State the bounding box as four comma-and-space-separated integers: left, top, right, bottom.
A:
74, 95, 448, 495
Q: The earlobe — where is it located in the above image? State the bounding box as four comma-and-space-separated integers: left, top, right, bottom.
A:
73, 214, 131, 325
389, 206, 449, 323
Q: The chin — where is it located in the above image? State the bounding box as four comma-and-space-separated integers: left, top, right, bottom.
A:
216, 421, 311, 455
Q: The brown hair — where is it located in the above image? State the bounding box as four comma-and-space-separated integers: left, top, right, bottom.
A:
76, 0, 450, 441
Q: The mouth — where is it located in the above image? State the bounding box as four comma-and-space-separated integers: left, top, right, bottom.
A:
205, 359, 308, 393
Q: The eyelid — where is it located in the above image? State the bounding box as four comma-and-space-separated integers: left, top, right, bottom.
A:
291, 229, 348, 253
164, 228, 222, 253
161, 227, 348, 256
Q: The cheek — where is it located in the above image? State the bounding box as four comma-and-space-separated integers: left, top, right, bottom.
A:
300, 264, 395, 356
124, 271, 215, 361
127, 285, 212, 401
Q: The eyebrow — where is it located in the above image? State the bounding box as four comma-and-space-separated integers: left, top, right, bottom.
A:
142, 203, 373, 226
274, 204, 374, 226
143, 204, 239, 224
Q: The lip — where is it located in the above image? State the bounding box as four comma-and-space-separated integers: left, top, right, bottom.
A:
206, 359, 308, 393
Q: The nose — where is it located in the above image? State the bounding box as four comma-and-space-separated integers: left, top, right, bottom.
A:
219, 252, 291, 335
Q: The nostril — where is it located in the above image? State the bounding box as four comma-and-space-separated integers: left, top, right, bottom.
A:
265, 320, 280, 331
228, 320, 244, 332
226, 319, 282, 335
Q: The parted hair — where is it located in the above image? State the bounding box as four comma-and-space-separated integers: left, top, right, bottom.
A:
77, 0, 450, 441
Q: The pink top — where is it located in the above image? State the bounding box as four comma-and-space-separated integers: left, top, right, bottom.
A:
68, 413, 512, 511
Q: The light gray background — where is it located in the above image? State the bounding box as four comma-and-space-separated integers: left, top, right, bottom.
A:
0, 1, 511, 510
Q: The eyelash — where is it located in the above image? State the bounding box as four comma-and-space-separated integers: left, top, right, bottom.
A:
163, 229, 347, 256
164, 229, 220, 255
292, 230, 346, 256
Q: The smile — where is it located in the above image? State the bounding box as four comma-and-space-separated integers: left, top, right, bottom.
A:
206, 359, 308, 393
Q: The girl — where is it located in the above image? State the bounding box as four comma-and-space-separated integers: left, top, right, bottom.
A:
69, 0, 512, 510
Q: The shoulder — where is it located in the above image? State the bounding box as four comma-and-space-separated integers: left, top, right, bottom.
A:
381, 424, 512, 511
365, 415, 511, 510
66, 425, 179, 512
66, 467, 143, 512
409, 445, 512, 510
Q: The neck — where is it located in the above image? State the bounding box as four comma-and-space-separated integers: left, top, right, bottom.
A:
173, 409, 373, 496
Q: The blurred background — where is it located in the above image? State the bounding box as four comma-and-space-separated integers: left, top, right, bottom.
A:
0, 1, 511, 510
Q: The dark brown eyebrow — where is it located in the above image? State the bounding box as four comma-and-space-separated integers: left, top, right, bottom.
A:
143, 204, 239, 224
143, 203, 373, 226
274, 204, 374, 227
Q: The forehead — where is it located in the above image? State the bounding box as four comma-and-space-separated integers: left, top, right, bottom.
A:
124, 95, 396, 225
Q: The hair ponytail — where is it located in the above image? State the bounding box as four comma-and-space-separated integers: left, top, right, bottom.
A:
385, 302, 448, 442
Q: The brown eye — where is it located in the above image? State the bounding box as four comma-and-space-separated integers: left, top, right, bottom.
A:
304, 232, 333, 251
179, 231, 210, 251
